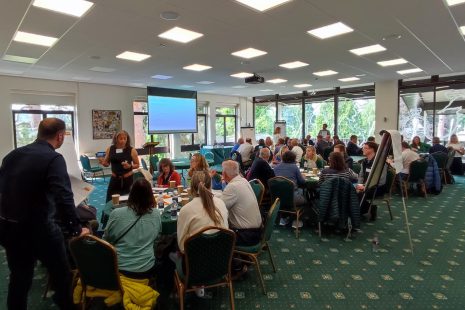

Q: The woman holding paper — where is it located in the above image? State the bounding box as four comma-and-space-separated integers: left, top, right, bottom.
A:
99, 130, 140, 202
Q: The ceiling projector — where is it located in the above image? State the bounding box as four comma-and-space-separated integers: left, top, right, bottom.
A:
245, 73, 265, 84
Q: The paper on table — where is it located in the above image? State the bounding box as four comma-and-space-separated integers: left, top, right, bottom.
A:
163, 197, 173, 205
153, 187, 167, 192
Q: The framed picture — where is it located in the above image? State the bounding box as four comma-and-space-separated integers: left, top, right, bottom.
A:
92, 109, 122, 139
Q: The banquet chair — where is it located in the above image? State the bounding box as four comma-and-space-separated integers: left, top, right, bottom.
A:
80, 155, 105, 183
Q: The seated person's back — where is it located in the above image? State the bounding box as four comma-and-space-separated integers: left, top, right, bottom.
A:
318, 152, 357, 185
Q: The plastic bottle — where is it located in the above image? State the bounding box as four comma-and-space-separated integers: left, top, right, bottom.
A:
171, 198, 178, 220
157, 191, 164, 210
372, 234, 379, 252
303, 160, 308, 172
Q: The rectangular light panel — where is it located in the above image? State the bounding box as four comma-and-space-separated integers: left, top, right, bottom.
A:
377, 58, 408, 67
158, 27, 203, 43
313, 70, 338, 76
235, 0, 292, 12
231, 47, 267, 59
349, 44, 386, 56
13, 31, 58, 47
116, 51, 151, 62
279, 61, 308, 69
307, 22, 353, 39
397, 68, 423, 75
183, 64, 212, 71
32, 0, 94, 17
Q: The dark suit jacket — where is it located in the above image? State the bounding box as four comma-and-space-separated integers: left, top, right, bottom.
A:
0, 140, 81, 236
247, 158, 275, 188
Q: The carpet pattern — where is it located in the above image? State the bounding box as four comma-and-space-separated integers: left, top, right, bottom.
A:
1, 177, 464, 309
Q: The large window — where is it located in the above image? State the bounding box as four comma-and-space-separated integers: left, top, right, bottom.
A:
133, 101, 170, 154
434, 84, 465, 142
304, 97, 334, 139
12, 104, 74, 148
279, 102, 302, 139
215, 107, 237, 145
338, 92, 375, 142
180, 105, 207, 151
254, 103, 276, 141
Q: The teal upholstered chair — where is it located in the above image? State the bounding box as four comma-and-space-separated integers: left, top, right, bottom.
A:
249, 179, 265, 205
80, 155, 105, 182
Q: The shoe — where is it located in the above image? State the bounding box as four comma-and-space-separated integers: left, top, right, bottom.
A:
292, 220, 303, 228
279, 217, 290, 226
370, 205, 378, 221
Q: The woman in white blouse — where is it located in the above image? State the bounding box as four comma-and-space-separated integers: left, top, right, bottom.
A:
446, 134, 464, 175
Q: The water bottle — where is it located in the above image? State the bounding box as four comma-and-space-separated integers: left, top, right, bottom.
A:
157, 191, 164, 210
170, 198, 178, 220
303, 160, 308, 172
173, 195, 180, 210
372, 234, 379, 252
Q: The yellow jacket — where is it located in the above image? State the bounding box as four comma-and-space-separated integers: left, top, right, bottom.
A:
73, 274, 159, 309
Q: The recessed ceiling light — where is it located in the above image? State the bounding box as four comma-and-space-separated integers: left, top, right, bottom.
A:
3, 54, 37, 64
307, 22, 353, 39
116, 51, 151, 62
313, 70, 338, 76
234, 0, 292, 12
13, 31, 58, 47
230, 72, 254, 78
32, 0, 94, 17
158, 27, 203, 43
460, 26, 465, 35
232, 85, 248, 88
260, 89, 274, 92
294, 84, 312, 88
151, 74, 173, 80
231, 47, 267, 59
349, 44, 386, 56
89, 66, 116, 73
377, 58, 408, 67
397, 68, 423, 75
267, 78, 287, 84
196, 81, 215, 84
338, 77, 360, 82
447, 0, 465, 6
183, 64, 212, 71
355, 74, 366, 77
279, 61, 309, 69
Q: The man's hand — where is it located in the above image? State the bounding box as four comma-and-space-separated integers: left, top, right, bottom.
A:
80, 227, 91, 236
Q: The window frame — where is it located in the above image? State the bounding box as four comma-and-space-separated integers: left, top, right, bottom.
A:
180, 113, 208, 152
215, 108, 237, 146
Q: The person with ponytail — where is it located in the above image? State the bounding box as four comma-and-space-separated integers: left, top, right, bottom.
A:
177, 170, 228, 253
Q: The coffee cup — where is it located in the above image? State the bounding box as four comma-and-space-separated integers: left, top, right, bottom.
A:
111, 194, 120, 205
312, 168, 318, 175
324, 165, 329, 169
177, 185, 184, 193
169, 180, 176, 188
181, 198, 189, 206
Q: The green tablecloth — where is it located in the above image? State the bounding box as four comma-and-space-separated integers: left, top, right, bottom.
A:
101, 201, 178, 235
201, 146, 233, 165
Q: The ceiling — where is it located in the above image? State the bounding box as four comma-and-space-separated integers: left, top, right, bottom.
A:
1, 0, 465, 97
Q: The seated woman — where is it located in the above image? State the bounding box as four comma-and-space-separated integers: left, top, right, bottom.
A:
156, 158, 181, 187
410, 135, 430, 153
318, 152, 358, 186
302, 145, 324, 169
104, 178, 162, 279
272, 145, 289, 167
333, 144, 354, 169
188, 153, 210, 178
177, 170, 229, 253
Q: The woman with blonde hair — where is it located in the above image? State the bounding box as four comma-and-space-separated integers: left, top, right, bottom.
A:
187, 153, 209, 178
100, 130, 140, 202
303, 145, 323, 169
177, 170, 228, 253
447, 134, 465, 175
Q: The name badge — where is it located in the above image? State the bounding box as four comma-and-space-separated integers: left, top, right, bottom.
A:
116, 148, 123, 154
366, 168, 372, 173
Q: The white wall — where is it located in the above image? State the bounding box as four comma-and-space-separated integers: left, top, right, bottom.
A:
0, 75, 251, 159
375, 80, 399, 138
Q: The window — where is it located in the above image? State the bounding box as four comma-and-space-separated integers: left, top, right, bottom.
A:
254, 102, 276, 141
434, 84, 465, 142
338, 92, 375, 142
133, 101, 170, 154
279, 102, 302, 139
180, 105, 207, 151
215, 107, 237, 145
304, 97, 334, 139
12, 104, 75, 148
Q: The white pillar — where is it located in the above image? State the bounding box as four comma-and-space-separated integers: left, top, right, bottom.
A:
375, 80, 399, 139
171, 134, 182, 159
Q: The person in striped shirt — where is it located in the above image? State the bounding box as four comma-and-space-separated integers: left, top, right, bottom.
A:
318, 152, 357, 186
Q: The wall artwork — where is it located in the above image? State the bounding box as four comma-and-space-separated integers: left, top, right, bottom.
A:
92, 109, 122, 139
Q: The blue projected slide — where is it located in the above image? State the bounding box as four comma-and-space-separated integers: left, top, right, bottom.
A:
148, 96, 197, 133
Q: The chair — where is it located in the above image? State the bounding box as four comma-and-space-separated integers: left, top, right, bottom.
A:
268, 176, 304, 238
149, 155, 159, 174
234, 198, 280, 294
174, 227, 236, 310
352, 162, 361, 175
368, 166, 396, 220
204, 151, 215, 163
80, 155, 105, 183
69, 235, 124, 309
249, 179, 265, 205
431, 152, 449, 184
401, 159, 429, 199
231, 151, 246, 175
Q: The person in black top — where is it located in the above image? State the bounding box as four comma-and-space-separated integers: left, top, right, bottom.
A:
346, 135, 363, 156
247, 148, 275, 189
0, 118, 89, 310
100, 130, 140, 202
429, 136, 448, 154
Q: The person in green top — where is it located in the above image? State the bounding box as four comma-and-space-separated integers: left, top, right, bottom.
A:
410, 135, 431, 153
104, 178, 162, 279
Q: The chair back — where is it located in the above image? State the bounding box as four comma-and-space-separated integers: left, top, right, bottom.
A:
446, 150, 455, 170
249, 179, 265, 205
80, 155, 92, 172
230, 151, 245, 174
69, 235, 122, 291
385, 166, 396, 196
268, 176, 295, 211
261, 198, 280, 243
183, 227, 236, 288
352, 162, 361, 174
408, 159, 428, 182
431, 152, 447, 169
150, 155, 159, 172
204, 151, 215, 162
133, 170, 145, 182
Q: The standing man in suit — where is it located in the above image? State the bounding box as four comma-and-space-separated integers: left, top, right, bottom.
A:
0, 118, 89, 310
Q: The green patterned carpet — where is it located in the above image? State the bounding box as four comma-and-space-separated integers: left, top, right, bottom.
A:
1, 177, 465, 309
